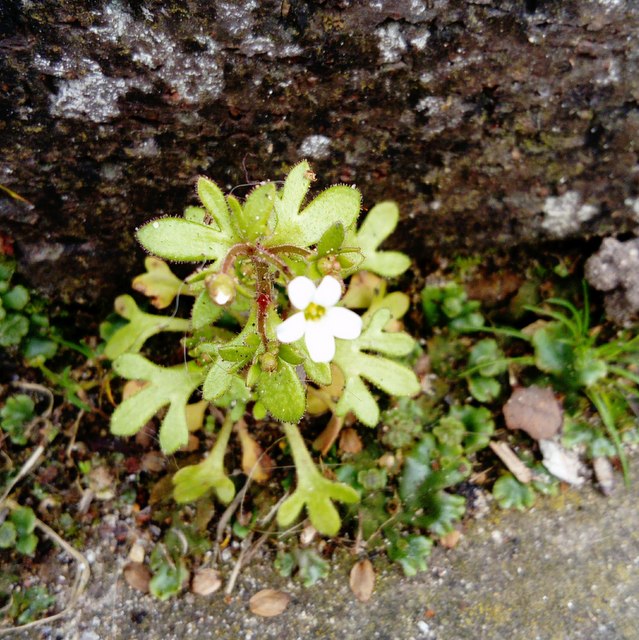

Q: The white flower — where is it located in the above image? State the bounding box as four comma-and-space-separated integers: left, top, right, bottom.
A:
276, 275, 362, 363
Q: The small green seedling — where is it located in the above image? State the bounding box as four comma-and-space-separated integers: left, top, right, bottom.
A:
0, 506, 38, 556
0, 394, 35, 446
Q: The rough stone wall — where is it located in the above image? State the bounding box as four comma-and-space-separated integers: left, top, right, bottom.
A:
1, 0, 638, 307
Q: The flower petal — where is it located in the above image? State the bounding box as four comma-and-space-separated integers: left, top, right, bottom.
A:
314, 276, 342, 308
287, 276, 316, 310
276, 312, 306, 343
325, 307, 362, 340
305, 320, 336, 363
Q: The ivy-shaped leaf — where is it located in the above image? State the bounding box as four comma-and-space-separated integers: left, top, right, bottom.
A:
267, 161, 361, 248
399, 434, 469, 535
387, 533, 433, 577
132, 257, 189, 309
173, 414, 236, 504
111, 355, 204, 453
348, 201, 411, 277
277, 423, 360, 536
333, 308, 420, 426
104, 295, 190, 360
493, 473, 536, 511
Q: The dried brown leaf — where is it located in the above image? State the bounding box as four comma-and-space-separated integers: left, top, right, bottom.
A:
489, 441, 533, 484
236, 420, 273, 483
349, 558, 375, 603
191, 568, 222, 596
123, 562, 151, 593
439, 529, 462, 549
503, 385, 563, 440
249, 589, 291, 617
339, 428, 363, 454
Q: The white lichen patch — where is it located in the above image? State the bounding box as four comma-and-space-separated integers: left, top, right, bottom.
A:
541, 191, 599, 237
92, 2, 223, 105
298, 135, 331, 160
39, 1, 224, 122
624, 197, 639, 221
410, 29, 431, 51
35, 56, 144, 122
376, 23, 407, 64
215, 0, 258, 37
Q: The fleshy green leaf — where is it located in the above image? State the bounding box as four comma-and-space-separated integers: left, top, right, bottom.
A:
268, 161, 361, 248
173, 415, 236, 504
349, 201, 411, 277
136, 218, 229, 263
197, 176, 235, 236
316, 222, 345, 258
0, 521, 17, 548
277, 423, 359, 536
239, 182, 276, 241
333, 309, 419, 426
448, 405, 495, 454
3, 285, 29, 310
256, 360, 306, 423
531, 322, 574, 376
111, 355, 204, 453
191, 290, 223, 330
468, 375, 501, 403
104, 295, 190, 360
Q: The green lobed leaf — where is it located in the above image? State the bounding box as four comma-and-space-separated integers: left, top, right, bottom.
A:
111, 355, 204, 453
132, 257, 186, 309
104, 295, 190, 360
136, 217, 229, 263
468, 339, 507, 377
468, 375, 502, 403
349, 201, 411, 277
333, 309, 419, 426
277, 423, 359, 536
531, 321, 574, 376
388, 534, 433, 577
493, 474, 536, 511
268, 161, 361, 248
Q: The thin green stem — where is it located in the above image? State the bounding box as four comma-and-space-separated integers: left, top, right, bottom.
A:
587, 387, 630, 486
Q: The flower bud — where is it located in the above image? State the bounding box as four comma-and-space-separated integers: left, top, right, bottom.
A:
317, 254, 341, 277
205, 273, 236, 306
259, 352, 278, 373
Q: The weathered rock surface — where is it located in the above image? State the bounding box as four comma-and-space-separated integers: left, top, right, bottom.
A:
2, 0, 639, 307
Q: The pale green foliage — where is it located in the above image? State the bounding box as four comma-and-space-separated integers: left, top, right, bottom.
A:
334, 308, 420, 426
108, 162, 417, 536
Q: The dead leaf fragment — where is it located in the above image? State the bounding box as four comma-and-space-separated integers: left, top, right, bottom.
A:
593, 456, 615, 496
235, 419, 273, 483
489, 441, 533, 484
249, 589, 291, 617
503, 385, 563, 440
539, 439, 583, 485
439, 529, 462, 549
191, 568, 222, 596
339, 428, 363, 454
123, 562, 151, 593
349, 558, 375, 603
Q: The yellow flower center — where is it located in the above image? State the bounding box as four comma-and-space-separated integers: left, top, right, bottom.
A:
304, 302, 326, 321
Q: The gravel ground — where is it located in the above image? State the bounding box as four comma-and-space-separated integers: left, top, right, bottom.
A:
8, 475, 639, 640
